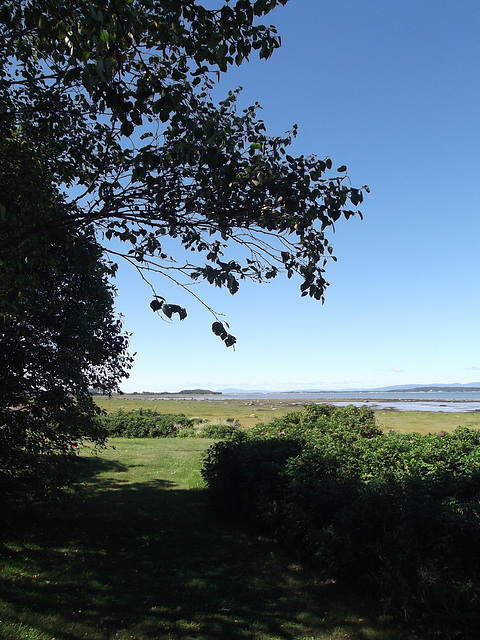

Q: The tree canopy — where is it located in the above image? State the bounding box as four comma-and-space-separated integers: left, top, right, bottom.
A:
0, 0, 367, 348
0, 133, 133, 489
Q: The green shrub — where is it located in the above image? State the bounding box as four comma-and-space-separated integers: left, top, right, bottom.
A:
195, 422, 241, 439
248, 403, 382, 441
99, 410, 243, 440
99, 408, 195, 438
202, 432, 303, 524
202, 404, 480, 638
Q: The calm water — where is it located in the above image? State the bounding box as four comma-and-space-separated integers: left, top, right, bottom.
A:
161, 391, 480, 412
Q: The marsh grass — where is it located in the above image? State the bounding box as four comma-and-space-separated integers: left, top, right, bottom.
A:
375, 410, 480, 433
1, 439, 418, 640
95, 395, 480, 433
94, 396, 307, 428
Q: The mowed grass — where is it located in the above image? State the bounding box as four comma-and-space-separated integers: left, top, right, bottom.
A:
1, 438, 420, 640
95, 395, 480, 433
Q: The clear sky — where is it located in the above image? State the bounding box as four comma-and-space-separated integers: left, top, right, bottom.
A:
113, 0, 480, 393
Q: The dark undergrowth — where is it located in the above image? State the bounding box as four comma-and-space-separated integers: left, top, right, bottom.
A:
202, 405, 480, 640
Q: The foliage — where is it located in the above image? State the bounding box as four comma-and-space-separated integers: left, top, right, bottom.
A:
100, 408, 194, 437
202, 404, 480, 638
248, 402, 383, 439
99, 408, 240, 438
194, 420, 242, 439
0, 229, 132, 495
0, 0, 368, 345
0, 134, 132, 495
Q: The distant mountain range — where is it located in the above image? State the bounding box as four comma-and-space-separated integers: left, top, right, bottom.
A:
219, 383, 480, 394
371, 383, 480, 392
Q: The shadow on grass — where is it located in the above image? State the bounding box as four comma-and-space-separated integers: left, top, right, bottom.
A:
1, 455, 415, 640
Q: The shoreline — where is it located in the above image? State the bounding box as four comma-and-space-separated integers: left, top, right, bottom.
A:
117, 394, 480, 404
104, 394, 480, 413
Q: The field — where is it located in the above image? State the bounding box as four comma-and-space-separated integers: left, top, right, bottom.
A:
1, 438, 418, 640
95, 394, 480, 433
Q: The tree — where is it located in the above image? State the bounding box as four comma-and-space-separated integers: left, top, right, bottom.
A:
0, 0, 368, 348
0, 135, 133, 490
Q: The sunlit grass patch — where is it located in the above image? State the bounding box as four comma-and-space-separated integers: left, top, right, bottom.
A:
375, 410, 480, 433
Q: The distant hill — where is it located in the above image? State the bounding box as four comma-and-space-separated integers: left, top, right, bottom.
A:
372, 383, 480, 392
377, 385, 480, 393
176, 389, 222, 395
218, 383, 480, 394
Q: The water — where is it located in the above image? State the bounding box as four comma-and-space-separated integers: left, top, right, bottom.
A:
157, 391, 480, 412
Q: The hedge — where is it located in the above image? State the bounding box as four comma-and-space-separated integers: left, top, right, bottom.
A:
201, 404, 480, 638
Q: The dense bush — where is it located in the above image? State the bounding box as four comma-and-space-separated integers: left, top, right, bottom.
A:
99, 408, 193, 437
99, 409, 240, 439
194, 421, 242, 439
202, 404, 480, 638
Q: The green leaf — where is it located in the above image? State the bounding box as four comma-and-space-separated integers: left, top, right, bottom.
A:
227, 274, 239, 294
212, 321, 225, 336
120, 120, 135, 137
223, 333, 236, 348
64, 67, 82, 83
169, 304, 187, 321
162, 303, 172, 318
150, 299, 163, 312
254, 0, 268, 16
337, 165, 347, 172
131, 110, 143, 126
0, 4, 12, 24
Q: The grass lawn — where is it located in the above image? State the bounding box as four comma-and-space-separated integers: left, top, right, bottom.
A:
1, 438, 420, 640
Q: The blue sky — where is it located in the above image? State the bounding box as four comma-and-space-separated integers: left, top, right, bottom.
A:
113, 0, 480, 392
